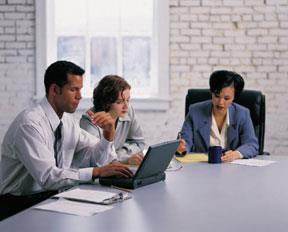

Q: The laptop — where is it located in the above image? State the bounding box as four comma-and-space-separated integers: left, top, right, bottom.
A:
99, 140, 179, 189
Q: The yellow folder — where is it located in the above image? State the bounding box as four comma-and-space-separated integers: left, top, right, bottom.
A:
175, 153, 208, 163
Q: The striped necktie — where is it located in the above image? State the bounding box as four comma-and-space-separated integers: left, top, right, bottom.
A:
54, 121, 62, 167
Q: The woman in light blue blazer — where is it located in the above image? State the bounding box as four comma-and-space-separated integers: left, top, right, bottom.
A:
177, 70, 259, 162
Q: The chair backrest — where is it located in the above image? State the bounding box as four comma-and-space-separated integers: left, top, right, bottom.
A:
185, 89, 266, 155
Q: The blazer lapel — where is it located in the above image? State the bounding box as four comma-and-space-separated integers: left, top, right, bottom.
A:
198, 104, 212, 150
227, 105, 237, 147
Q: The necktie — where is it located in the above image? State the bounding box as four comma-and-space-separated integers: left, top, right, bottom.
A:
54, 122, 62, 167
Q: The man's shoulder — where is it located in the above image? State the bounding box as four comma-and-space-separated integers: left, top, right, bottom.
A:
3, 103, 46, 143
13, 103, 45, 126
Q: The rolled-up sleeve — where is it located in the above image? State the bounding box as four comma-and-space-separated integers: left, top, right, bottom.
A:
73, 128, 117, 168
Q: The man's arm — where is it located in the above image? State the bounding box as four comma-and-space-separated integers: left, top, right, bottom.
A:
15, 124, 85, 191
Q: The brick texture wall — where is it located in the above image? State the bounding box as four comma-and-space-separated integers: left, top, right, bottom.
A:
0, 0, 35, 141
139, 0, 288, 155
0, 0, 287, 155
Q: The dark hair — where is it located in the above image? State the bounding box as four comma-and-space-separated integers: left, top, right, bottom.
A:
93, 75, 131, 112
209, 70, 244, 98
44, 60, 85, 95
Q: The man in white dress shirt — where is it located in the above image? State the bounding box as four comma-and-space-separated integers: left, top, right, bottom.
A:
0, 61, 132, 220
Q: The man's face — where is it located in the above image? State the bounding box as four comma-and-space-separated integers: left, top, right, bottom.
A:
54, 74, 83, 115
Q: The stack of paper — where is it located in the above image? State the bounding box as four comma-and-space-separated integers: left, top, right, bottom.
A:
33, 188, 131, 216
34, 198, 112, 216
54, 188, 126, 204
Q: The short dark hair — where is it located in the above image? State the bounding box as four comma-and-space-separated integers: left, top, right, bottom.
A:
44, 60, 85, 95
209, 70, 244, 98
93, 75, 131, 112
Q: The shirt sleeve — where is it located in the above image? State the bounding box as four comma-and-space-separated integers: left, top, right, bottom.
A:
14, 124, 92, 191
73, 128, 117, 167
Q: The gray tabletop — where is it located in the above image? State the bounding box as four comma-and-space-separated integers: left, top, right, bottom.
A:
1, 155, 287, 232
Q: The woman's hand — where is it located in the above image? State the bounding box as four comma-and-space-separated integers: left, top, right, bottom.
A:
127, 153, 144, 165
176, 139, 187, 154
221, 150, 241, 162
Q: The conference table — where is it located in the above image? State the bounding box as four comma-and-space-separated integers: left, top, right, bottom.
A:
1, 155, 288, 232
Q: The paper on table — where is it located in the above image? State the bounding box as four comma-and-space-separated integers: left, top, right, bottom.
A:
167, 158, 183, 171
33, 198, 112, 216
175, 153, 208, 163
231, 158, 276, 167
54, 188, 130, 205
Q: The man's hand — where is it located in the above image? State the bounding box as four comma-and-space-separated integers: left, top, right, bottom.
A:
127, 153, 144, 165
221, 150, 241, 162
87, 110, 115, 141
92, 163, 133, 179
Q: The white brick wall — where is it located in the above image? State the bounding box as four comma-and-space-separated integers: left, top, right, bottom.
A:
0, 0, 287, 155
0, 0, 35, 140
160, 0, 288, 155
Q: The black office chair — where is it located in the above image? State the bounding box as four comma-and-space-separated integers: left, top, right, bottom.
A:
185, 89, 269, 155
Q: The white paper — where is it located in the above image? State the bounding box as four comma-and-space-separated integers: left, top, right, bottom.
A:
231, 158, 276, 167
33, 198, 113, 216
54, 188, 118, 204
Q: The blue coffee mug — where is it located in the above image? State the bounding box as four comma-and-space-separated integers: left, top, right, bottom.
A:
208, 146, 224, 163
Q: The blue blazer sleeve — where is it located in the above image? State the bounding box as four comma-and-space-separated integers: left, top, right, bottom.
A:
228, 104, 259, 158
181, 111, 194, 153
180, 101, 212, 153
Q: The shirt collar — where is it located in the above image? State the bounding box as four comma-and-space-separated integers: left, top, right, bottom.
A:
211, 109, 230, 135
40, 97, 61, 132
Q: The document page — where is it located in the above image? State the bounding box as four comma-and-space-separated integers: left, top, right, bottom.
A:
34, 198, 112, 216
231, 158, 276, 167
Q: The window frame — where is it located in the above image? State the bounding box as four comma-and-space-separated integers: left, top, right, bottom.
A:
35, 0, 170, 110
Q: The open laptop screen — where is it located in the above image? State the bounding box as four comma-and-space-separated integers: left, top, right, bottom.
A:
99, 140, 179, 189
133, 140, 179, 179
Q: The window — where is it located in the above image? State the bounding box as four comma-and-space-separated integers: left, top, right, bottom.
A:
35, 0, 169, 110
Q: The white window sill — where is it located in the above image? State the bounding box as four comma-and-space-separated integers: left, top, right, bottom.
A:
78, 97, 171, 111
33, 96, 171, 112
